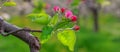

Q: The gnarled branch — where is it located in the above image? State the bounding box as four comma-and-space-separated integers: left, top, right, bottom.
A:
0, 17, 40, 52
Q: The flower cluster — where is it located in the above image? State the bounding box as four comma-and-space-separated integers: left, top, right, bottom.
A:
53, 6, 80, 31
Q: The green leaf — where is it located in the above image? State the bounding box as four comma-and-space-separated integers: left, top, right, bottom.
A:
27, 13, 37, 18
96, 0, 103, 3
40, 26, 53, 44
27, 13, 51, 25
54, 20, 70, 30
3, 2, 16, 7
71, 0, 80, 7
57, 29, 76, 51
96, 0, 111, 7
101, 0, 111, 7
48, 14, 59, 27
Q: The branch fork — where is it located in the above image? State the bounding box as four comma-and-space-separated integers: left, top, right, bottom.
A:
0, 16, 41, 52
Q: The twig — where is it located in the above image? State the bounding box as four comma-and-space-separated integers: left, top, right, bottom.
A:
4, 28, 42, 35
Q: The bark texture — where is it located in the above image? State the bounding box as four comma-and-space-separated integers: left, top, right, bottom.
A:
0, 17, 40, 52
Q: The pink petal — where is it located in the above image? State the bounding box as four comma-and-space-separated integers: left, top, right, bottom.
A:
53, 6, 60, 12
65, 10, 73, 18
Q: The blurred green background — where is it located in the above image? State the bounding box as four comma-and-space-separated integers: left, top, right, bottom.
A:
0, 0, 120, 52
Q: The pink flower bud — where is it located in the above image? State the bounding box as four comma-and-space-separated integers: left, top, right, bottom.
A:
73, 25, 80, 31
61, 8, 66, 13
65, 10, 73, 18
71, 15, 77, 22
53, 6, 60, 12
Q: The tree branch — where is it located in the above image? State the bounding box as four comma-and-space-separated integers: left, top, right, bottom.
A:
4, 28, 42, 36
0, 17, 40, 52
